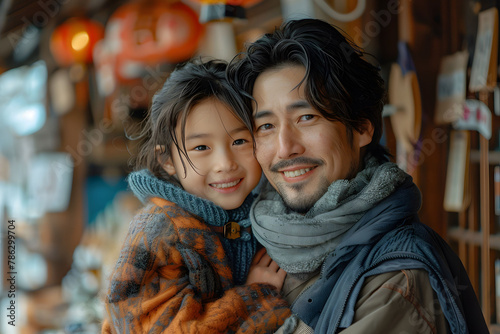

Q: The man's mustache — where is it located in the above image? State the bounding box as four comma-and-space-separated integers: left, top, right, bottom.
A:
269, 157, 324, 172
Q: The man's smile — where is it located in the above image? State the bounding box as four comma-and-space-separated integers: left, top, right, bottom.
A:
280, 166, 317, 183
283, 167, 312, 178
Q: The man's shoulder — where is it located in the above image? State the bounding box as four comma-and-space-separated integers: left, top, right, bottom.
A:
348, 269, 448, 334
365, 222, 430, 259
360, 269, 434, 300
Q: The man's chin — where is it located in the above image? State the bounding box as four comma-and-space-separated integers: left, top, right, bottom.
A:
276, 182, 329, 214
284, 201, 312, 214
281, 194, 318, 214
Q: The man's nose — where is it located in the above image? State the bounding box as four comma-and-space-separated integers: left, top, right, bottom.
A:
277, 124, 305, 159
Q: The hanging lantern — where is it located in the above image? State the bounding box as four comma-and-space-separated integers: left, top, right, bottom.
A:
50, 18, 104, 67
104, 0, 203, 82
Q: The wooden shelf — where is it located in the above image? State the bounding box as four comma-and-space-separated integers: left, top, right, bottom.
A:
448, 227, 482, 245
470, 150, 500, 164
448, 228, 500, 250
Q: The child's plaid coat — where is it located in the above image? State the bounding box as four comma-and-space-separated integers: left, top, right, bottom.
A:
102, 197, 290, 333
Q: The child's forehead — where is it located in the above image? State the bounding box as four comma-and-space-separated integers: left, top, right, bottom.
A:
181, 99, 250, 136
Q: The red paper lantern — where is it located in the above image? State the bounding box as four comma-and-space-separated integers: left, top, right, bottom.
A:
109, 0, 203, 71
50, 18, 104, 67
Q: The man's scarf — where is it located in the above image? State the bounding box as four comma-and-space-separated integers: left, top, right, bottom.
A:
250, 156, 409, 274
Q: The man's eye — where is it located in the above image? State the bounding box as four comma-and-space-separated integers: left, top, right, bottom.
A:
233, 139, 248, 145
256, 123, 274, 131
194, 145, 209, 151
300, 115, 315, 121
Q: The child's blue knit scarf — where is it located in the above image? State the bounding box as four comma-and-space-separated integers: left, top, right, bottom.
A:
128, 169, 256, 285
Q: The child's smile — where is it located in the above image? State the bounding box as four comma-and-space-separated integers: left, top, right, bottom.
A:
209, 178, 243, 192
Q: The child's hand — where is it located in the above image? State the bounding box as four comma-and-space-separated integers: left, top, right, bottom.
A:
246, 248, 286, 291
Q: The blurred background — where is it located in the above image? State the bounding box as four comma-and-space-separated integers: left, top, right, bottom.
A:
0, 0, 500, 332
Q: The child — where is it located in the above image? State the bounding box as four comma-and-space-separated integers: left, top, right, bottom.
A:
102, 60, 291, 333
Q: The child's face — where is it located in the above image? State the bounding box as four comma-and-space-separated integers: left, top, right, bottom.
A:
164, 98, 262, 210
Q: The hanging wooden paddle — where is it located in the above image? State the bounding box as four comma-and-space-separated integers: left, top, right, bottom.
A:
388, 0, 422, 178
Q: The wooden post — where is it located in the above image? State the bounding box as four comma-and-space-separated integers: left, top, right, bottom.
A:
458, 210, 467, 267
479, 91, 491, 325
468, 179, 480, 296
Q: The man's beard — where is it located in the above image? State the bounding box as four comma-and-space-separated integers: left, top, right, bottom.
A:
268, 156, 326, 214
272, 156, 360, 214
278, 179, 330, 214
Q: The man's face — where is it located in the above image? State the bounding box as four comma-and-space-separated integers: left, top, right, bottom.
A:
252, 65, 373, 213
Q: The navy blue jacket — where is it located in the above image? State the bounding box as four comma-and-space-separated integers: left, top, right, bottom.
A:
292, 180, 488, 333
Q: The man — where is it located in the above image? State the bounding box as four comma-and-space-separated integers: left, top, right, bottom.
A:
228, 19, 487, 333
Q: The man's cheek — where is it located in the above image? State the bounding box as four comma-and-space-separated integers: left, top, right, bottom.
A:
254, 142, 265, 162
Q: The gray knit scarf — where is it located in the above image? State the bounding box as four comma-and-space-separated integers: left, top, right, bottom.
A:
250, 156, 409, 274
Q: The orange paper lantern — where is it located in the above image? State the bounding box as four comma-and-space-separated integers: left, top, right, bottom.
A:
110, 1, 203, 66
50, 18, 104, 67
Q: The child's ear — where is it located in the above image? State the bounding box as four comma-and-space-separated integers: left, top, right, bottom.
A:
156, 145, 176, 176
162, 158, 177, 176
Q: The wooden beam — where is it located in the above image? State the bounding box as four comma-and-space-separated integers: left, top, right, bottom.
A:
479, 91, 491, 325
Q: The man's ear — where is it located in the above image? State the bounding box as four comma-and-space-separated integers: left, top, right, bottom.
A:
156, 145, 176, 176
357, 120, 374, 148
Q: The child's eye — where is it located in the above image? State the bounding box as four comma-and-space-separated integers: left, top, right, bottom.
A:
256, 123, 274, 132
193, 145, 209, 151
233, 139, 248, 146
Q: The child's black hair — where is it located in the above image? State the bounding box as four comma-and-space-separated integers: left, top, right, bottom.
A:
134, 59, 253, 183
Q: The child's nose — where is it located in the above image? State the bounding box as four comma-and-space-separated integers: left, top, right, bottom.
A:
214, 149, 238, 172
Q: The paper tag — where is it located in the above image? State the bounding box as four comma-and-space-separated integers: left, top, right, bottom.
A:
453, 99, 492, 139
469, 8, 498, 91
438, 71, 466, 100
435, 51, 468, 124
27, 152, 73, 216
444, 130, 469, 212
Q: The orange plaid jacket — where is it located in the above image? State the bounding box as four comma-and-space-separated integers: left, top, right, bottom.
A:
102, 197, 290, 333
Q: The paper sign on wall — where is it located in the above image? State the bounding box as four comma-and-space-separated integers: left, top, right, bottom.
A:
469, 7, 498, 92
27, 152, 73, 216
453, 99, 492, 140
444, 130, 470, 212
435, 51, 468, 124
